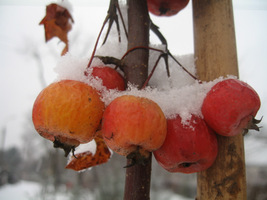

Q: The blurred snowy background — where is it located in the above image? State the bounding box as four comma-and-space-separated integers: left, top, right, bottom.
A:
0, 0, 267, 199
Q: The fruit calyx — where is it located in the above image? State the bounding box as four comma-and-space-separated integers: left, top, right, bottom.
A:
124, 147, 151, 168
178, 162, 196, 168
53, 137, 78, 158
159, 4, 169, 15
243, 116, 263, 135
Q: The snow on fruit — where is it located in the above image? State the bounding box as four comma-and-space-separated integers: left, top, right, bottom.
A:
102, 95, 167, 162
91, 66, 126, 91
154, 115, 218, 174
147, 0, 189, 16
201, 79, 261, 137
32, 80, 105, 156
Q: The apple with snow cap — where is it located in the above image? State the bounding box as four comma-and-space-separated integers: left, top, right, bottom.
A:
91, 66, 126, 91
154, 114, 218, 174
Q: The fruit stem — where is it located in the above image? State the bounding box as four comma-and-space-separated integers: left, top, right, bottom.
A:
86, 15, 109, 70
168, 52, 200, 82
150, 19, 200, 82
102, 0, 121, 45
150, 19, 170, 76
86, 0, 128, 71
94, 55, 125, 72
121, 45, 163, 60
121, 45, 200, 82
114, 0, 128, 40
141, 53, 166, 89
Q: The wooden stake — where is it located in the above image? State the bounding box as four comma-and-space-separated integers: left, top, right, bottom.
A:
193, 0, 247, 199
123, 0, 151, 200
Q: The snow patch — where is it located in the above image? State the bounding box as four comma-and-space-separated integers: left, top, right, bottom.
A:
75, 139, 97, 155
0, 181, 40, 200
66, 140, 97, 172
53, 53, 108, 93
53, 50, 237, 125
101, 78, 227, 124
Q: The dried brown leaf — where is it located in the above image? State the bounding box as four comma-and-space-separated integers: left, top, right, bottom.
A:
66, 132, 111, 171
39, 3, 74, 55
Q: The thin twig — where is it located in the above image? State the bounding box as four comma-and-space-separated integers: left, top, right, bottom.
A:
102, 0, 121, 45
86, 16, 109, 69
141, 53, 167, 89
150, 20, 170, 76
121, 46, 199, 82
115, 0, 128, 39
150, 19, 199, 82
168, 52, 200, 82
121, 46, 163, 60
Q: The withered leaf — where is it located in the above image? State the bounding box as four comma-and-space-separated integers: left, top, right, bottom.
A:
39, 3, 74, 55
66, 132, 112, 171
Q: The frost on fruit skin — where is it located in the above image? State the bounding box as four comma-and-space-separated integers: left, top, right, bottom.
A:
32, 80, 105, 152
201, 79, 261, 136
153, 115, 218, 174
101, 95, 167, 158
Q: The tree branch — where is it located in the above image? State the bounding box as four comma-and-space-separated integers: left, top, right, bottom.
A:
123, 0, 151, 200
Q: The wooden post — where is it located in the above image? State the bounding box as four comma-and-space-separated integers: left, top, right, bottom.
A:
123, 0, 151, 200
193, 0, 247, 199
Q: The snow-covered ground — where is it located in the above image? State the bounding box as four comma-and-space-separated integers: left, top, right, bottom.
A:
151, 190, 194, 200
0, 181, 194, 200
0, 180, 92, 200
0, 181, 41, 200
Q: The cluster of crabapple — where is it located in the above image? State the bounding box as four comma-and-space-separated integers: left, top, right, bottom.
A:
32, 62, 261, 174
154, 78, 261, 173
33, 0, 261, 174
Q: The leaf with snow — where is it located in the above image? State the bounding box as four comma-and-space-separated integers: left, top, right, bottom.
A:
39, 3, 74, 55
66, 132, 112, 171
